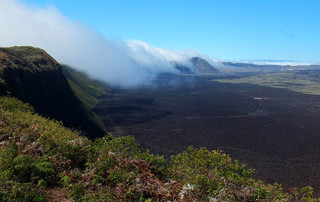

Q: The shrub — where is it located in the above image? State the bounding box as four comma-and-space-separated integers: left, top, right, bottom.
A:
0, 181, 45, 201
170, 146, 282, 200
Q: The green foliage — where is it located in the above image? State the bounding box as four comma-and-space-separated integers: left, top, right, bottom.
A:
37, 179, 47, 188
71, 184, 85, 200
0, 181, 45, 201
289, 186, 317, 202
94, 136, 141, 156
0, 96, 319, 201
67, 79, 99, 108
91, 136, 168, 179
60, 175, 71, 188
0, 46, 58, 72
170, 146, 256, 199
13, 154, 35, 182
0, 96, 35, 113
0, 142, 17, 180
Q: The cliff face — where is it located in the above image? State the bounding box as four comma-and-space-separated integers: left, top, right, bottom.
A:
0, 46, 105, 138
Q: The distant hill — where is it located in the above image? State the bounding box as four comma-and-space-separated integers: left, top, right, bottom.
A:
0, 46, 105, 138
191, 57, 218, 73
174, 57, 218, 74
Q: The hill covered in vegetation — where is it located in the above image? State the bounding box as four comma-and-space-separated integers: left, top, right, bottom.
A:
0, 46, 105, 138
61, 65, 110, 109
0, 96, 317, 201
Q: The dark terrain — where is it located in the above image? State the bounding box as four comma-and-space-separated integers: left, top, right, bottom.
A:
93, 73, 320, 194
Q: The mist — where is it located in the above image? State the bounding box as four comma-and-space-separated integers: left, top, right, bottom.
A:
0, 0, 214, 87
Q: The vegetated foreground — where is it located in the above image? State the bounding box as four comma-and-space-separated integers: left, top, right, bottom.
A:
93, 72, 320, 195
2, 97, 317, 201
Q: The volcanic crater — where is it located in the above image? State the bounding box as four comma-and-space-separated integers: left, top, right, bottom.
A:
93, 73, 320, 194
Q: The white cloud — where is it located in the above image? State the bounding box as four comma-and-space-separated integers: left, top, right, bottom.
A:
0, 0, 211, 87
245, 60, 319, 66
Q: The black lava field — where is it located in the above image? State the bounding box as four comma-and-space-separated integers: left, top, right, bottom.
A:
93, 74, 320, 193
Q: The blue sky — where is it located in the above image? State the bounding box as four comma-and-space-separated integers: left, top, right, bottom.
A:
20, 0, 320, 62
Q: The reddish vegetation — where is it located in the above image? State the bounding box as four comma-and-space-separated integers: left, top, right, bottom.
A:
47, 188, 71, 202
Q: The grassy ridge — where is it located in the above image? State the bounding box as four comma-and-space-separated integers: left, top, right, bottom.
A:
61, 65, 109, 133
0, 97, 317, 201
61, 65, 110, 109
0, 46, 106, 138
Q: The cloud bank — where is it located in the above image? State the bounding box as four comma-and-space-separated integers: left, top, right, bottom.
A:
242, 60, 319, 66
0, 0, 209, 87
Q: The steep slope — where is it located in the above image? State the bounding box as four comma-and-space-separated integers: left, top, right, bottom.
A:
61, 65, 110, 109
0, 46, 105, 138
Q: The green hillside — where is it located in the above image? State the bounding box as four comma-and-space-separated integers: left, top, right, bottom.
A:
0, 97, 317, 201
0, 46, 105, 138
61, 65, 110, 109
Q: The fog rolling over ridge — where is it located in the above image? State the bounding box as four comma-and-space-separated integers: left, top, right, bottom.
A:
0, 0, 218, 87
